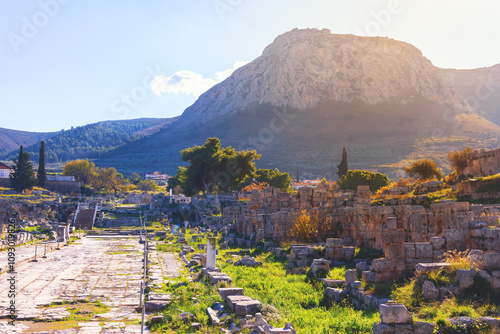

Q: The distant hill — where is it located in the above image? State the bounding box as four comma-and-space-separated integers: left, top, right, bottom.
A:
0, 127, 57, 157
98, 29, 500, 178
2, 118, 177, 164
440, 64, 500, 126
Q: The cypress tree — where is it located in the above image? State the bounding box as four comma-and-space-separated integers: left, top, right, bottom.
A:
336, 147, 348, 179
296, 167, 300, 182
37, 141, 47, 187
10, 146, 37, 192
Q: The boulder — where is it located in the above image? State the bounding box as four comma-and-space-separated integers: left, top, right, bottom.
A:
379, 303, 412, 324
423, 280, 439, 300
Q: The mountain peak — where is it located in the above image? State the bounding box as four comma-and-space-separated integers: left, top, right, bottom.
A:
177, 29, 469, 126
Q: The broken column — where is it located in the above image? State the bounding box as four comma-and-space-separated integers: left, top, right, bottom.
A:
206, 237, 217, 269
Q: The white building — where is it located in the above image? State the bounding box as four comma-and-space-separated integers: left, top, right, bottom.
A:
168, 194, 191, 205
0, 162, 13, 179
47, 175, 76, 181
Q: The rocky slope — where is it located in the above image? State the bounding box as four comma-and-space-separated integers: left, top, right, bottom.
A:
177, 28, 470, 127
440, 64, 500, 126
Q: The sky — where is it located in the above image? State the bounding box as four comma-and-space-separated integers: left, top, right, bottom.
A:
1, 0, 500, 132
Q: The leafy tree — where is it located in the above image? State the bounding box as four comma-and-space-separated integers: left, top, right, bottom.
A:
337, 147, 348, 179
37, 141, 46, 188
128, 172, 142, 185
340, 170, 390, 192
405, 159, 443, 181
448, 147, 472, 176
63, 160, 98, 185
174, 138, 261, 196
93, 167, 124, 195
240, 168, 291, 192
137, 180, 160, 192
10, 146, 37, 192
320, 177, 328, 184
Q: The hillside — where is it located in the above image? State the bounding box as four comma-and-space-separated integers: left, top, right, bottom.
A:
440, 64, 500, 126
99, 29, 500, 178
0, 127, 57, 157
2, 118, 177, 164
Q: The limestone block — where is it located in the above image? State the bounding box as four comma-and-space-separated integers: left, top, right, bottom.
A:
356, 261, 367, 272
383, 230, 405, 244
386, 244, 404, 259
372, 323, 396, 334
362, 271, 376, 283
345, 269, 357, 287
227, 295, 253, 311
326, 238, 343, 248
379, 303, 412, 324
491, 271, 500, 289
324, 287, 343, 302
234, 300, 262, 316
423, 280, 439, 300
484, 252, 500, 271
467, 249, 484, 264
415, 243, 433, 259
478, 270, 493, 286
415, 263, 450, 274
403, 244, 416, 259
443, 229, 465, 244
218, 288, 244, 301
457, 269, 475, 289
414, 322, 435, 334
343, 247, 355, 260
430, 237, 445, 250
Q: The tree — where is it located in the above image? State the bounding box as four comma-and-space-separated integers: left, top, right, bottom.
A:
175, 138, 261, 196
240, 168, 291, 192
37, 141, 46, 188
296, 167, 300, 182
404, 159, 443, 181
340, 170, 390, 192
289, 209, 333, 243
128, 172, 142, 185
337, 147, 348, 179
448, 147, 472, 176
10, 146, 37, 192
138, 180, 160, 192
63, 160, 98, 185
93, 167, 124, 195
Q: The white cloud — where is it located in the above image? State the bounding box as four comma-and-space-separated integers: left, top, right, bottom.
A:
150, 60, 250, 98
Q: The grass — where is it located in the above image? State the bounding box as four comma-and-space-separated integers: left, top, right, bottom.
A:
219, 252, 379, 334
327, 266, 348, 280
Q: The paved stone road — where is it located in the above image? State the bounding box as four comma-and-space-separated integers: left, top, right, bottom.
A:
0, 237, 150, 333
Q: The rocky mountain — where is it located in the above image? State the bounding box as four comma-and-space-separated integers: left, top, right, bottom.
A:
440, 64, 500, 126
176, 28, 469, 127
99, 29, 500, 178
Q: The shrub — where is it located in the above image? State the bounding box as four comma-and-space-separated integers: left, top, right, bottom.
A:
448, 147, 472, 176
440, 250, 478, 273
289, 209, 333, 243
340, 170, 390, 192
404, 159, 443, 181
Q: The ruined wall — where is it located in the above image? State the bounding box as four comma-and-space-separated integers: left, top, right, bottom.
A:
463, 148, 500, 177
207, 186, 499, 253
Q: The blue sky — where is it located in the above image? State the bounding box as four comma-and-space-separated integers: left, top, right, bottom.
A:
1, 0, 500, 132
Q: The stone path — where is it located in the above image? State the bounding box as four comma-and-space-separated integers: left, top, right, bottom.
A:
0, 237, 150, 333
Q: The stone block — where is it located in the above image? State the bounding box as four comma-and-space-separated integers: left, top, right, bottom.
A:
372, 323, 396, 334
491, 271, 500, 289
386, 244, 404, 259
457, 269, 475, 289
379, 303, 412, 324
362, 271, 376, 283
326, 238, 343, 248
383, 230, 405, 244
423, 280, 439, 300
467, 249, 484, 264
443, 229, 465, 243
478, 270, 493, 286
432, 249, 445, 260
345, 269, 357, 287
430, 237, 445, 250
356, 261, 367, 272
483, 252, 500, 271
415, 243, 433, 259
372, 259, 405, 273
415, 263, 451, 274
324, 287, 343, 302
386, 216, 398, 230
343, 246, 355, 260
414, 321, 435, 334
218, 288, 244, 301
234, 300, 262, 316
403, 244, 416, 259
227, 295, 253, 311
